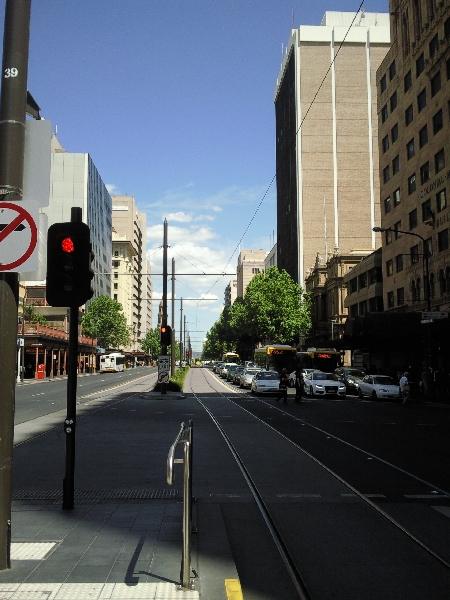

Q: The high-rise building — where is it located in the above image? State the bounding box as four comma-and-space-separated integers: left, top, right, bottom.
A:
224, 280, 237, 307
377, 0, 450, 315
111, 196, 148, 344
236, 249, 267, 297
274, 11, 390, 286
42, 134, 112, 302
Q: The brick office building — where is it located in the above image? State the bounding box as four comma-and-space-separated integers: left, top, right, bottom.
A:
376, 0, 450, 369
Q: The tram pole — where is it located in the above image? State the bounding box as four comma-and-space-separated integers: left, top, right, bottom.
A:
171, 257, 175, 377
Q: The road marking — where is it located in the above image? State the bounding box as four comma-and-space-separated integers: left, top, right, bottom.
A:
404, 494, 449, 499
225, 579, 244, 600
0, 583, 199, 599
433, 506, 450, 518
277, 494, 321, 498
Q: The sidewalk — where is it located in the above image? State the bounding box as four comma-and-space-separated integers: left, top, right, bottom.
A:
1, 375, 237, 600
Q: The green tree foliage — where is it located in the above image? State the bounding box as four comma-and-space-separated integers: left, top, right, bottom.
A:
81, 295, 130, 349
140, 327, 161, 360
202, 267, 311, 359
23, 303, 48, 326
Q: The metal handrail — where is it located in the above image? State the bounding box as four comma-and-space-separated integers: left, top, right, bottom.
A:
167, 421, 194, 589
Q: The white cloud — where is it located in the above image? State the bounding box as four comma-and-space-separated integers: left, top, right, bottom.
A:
146, 224, 217, 244
165, 211, 193, 223
106, 184, 120, 195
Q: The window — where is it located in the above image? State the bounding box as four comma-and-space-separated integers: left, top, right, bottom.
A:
417, 89, 426, 112
385, 229, 392, 245
404, 70, 412, 91
425, 237, 433, 258
113, 283, 118, 290
387, 291, 395, 308
405, 104, 413, 125
406, 138, 415, 159
112, 260, 119, 268
438, 229, 449, 252
391, 123, 399, 142
433, 109, 443, 134
381, 104, 388, 123
113, 294, 118, 300
114, 250, 119, 257
114, 272, 118, 279
392, 155, 400, 174
411, 244, 420, 264
416, 53, 425, 76
386, 260, 393, 276
429, 33, 439, 57
349, 277, 357, 293
437, 189, 447, 213
409, 208, 418, 230
408, 173, 416, 194
358, 273, 367, 289
350, 304, 358, 318
419, 125, 428, 148
435, 149, 445, 173
380, 73, 387, 92
422, 198, 432, 221
393, 188, 401, 207
431, 71, 441, 97
420, 161, 430, 184
383, 165, 390, 183
389, 60, 396, 80
384, 196, 392, 214
390, 91, 398, 111
382, 135, 389, 153
395, 254, 403, 272
397, 288, 405, 306
445, 16, 450, 39
393, 221, 402, 239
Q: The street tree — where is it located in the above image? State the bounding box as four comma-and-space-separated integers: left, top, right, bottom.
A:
140, 327, 161, 360
81, 295, 130, 349
23, 303, 47, 326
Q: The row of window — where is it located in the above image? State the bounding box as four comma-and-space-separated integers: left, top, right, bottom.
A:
348, 296, 384, 318
348, 267, 382, 293
385, 228, 449, 275
382, 105, 444, 156
386, 267, 450, 309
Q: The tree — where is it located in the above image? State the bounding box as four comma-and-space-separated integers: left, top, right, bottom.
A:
23, 303, 47, 326
81, 296, 130, 349
140, 328, 161, 360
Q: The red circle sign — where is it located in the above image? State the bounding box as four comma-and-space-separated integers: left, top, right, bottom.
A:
0, 202, 38, 271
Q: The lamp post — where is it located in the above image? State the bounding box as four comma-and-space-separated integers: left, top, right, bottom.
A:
373, 226, 432, 367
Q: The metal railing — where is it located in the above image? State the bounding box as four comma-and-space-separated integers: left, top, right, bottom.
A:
167, 421, 194, 589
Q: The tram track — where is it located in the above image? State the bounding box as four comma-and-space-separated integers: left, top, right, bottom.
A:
190, 367, 450, 599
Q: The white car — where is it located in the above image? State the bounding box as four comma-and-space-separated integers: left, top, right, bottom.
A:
304, 372, 346, 398
357, 375, 401, 400
220, 363, 238, 378
289, 368, 321, 387
240, 368, 260, 388
251, 370, 280, 395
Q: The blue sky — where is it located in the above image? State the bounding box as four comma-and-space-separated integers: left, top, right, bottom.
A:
1, 0, 389, 351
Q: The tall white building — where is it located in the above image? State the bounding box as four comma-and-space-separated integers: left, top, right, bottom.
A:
42, 134, 112, 301
274, 11, 390, 286
236, 249, 267, 297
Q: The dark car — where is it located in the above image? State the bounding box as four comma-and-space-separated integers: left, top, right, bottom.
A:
226, 364, 240, 382
232, 366, 245, 384
334, 367, 366, 394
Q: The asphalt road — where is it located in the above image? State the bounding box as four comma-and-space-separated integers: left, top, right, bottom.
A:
15, 366, 158, 425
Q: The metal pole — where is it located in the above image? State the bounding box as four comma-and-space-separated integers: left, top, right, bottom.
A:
180, 297, 183, 366
62, 207, 82, 510
161, 219, 168, 394
0, 0, 31, 571
184, 315, 186, 363
171, 258, 175, 377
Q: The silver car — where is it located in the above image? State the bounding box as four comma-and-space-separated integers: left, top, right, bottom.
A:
239, 368, 260, 388
304, 372, 346, 398
251, 370, 281, 395
357, 375, 401, 400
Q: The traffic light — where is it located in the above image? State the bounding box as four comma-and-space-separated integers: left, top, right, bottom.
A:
46, 221, 94, 307
160, 324, 172, 346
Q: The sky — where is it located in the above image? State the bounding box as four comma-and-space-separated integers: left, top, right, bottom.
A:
1, 0, 389, 352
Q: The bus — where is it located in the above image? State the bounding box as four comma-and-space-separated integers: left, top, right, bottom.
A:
100, 353, 126, 373
253, 345, 297, 374
297, 348, 341, 373
222, 352, 240, 364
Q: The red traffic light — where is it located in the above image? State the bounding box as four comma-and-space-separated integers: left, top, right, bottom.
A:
61, 237, 75, 253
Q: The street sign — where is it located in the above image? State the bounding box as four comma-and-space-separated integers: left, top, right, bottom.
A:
421, 311, 448, 320
0, 200, 39, 271
421, 319, 434, 324
158, 370, 169, 383
158, 355, 170, 371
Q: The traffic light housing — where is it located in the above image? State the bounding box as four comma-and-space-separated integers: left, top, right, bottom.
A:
160, 324, 172, 346
46, 221, 94, 307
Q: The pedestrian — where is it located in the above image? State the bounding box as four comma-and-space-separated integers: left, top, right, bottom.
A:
279, 368, 289, 404
400, 371, 410, 404
294, 367, 304, 403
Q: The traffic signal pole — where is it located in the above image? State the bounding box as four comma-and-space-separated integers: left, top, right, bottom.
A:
161, 219, 168, 394
171, 257, 176, 377
0, 0, 32, 571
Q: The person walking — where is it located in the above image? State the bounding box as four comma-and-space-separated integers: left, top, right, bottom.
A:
279, 368, 289, 404
400, 371, 410, 404
295, 367, 304, 403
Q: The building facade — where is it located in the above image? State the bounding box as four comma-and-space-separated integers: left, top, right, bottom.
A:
236, 249, 267, 297
224, 280, 237, 307
344, 248, 383, 317
377, 0, 450, 315
111, 196, 148, 345
274, 11, 390, 286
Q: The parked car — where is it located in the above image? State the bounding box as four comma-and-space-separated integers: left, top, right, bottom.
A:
357, 375, 401, 400
221, 363, 238, 378
334, 367, 366, 394
289, 368, 321, 387
240, 368, 260, 388
304, 372, 346, 398
226, 364, 240, 382
232, 366, 245, 384
213, 362, 224, 374
251, 370, 281, 395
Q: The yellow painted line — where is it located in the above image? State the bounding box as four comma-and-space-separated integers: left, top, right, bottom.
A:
225, 578, 244, 600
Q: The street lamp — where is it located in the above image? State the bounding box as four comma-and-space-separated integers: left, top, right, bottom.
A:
373, 226, 431, 312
